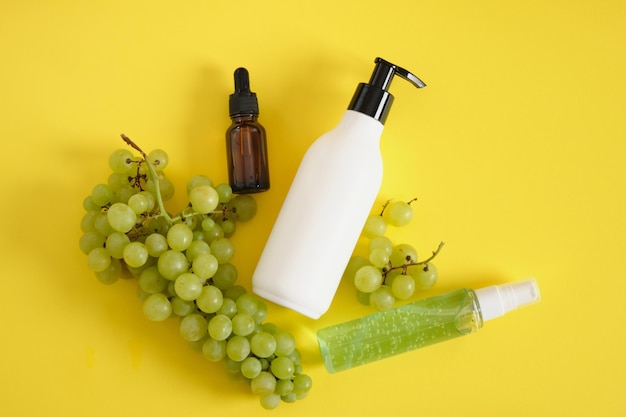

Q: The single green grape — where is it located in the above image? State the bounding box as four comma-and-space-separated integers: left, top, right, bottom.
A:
232, 313, 256, 336
148, 149, 169, 171
223, 285, 247, 301
87, 247, 111, 272
211, 262, 237, 290
250, 371, 276, 396
171, 296, 195, 316
369, 247, 390, 268
189, 185, 220, 214
139, 190, 156, 212
369, 285, 396, 311
157, 250, 188, 280
241, 357, 263, 379
235, 293, 259, 316
94, 212, 115, 236
215, 183, 233, 203
250, 331, 277, 358
226, 194, 257, 222
252, 301, 267, 324
273, 331, 296, 357
128, 193, 149, 214
368, 235, 393, 255
179, 313, 208, 342
362, 214, 387, 238
80, 210, 99, 233
210, 237, 235, 264
174, 272, 203, 301
281, 392, 297, 403
202, 338, 227, 362
389, 243, 418, 266
185, 240, 211, 262
220, 219, 236, 236
224, 357, 242, 375
208, 314, 233, 341
107, 202, 137, 233
292, 374, 313, 396
201, 217, 216, 232
195, 285, 223, 313
144, 233, 168, 257
226, 335, 251, 362
115, 184, 135, 204
354, 265, 383, 293
79, 232, 105, 255
274, 379, 294, 396
383, 200, 414, 227
270, 356, 295, 380
108, 149, 134, 174
95, 258, 122, 285
138, 266, 169, 294
105, 232, 130, 259
415, 263, 438, 290
192, 253, 219, 281
83, 196, 100, 212
261, 322, 278, 335
167, 223, 194, 252
202, 221, 224, 243
142, 293, 172, 321
259, 393, 281, 410
108, 172, 130, 192
391, 274, 416, 300
123, 241, 149, 268
91, 183, 115, 207
143, 215, 169, 236
216, 298, 237, 318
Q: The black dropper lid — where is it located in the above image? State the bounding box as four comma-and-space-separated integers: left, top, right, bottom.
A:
348, 57, 426, 125
229, 67, 259, 117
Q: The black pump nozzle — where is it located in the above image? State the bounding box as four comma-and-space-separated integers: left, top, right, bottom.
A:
348, 57, 426, 124
229, 67, 259, 117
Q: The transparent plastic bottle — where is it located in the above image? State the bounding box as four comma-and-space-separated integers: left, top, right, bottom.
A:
226, 67, 270, 194
317, 279, 541, 373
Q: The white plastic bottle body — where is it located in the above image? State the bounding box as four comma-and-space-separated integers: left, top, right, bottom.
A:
252, 110, 384, 319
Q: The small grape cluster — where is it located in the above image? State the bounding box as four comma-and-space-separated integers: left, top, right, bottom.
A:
344, 199, 444, 312
79, 135, 312, 410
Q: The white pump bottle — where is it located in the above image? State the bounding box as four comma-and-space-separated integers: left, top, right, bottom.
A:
252, 58, 426, 319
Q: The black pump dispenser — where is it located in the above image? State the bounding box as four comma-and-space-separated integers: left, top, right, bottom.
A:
229, 67, 259, 117
348, 57, 426, 124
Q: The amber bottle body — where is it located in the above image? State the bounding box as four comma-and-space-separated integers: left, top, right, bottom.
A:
226, 113, 270, 193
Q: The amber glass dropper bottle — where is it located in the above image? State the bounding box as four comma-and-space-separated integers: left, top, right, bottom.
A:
226, 67, 270, 194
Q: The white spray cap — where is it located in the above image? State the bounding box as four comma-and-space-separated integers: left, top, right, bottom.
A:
474, 278, 541, 322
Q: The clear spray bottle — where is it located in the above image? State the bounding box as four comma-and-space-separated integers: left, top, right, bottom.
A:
317, 279, 541, 373
252, 58, 426, 319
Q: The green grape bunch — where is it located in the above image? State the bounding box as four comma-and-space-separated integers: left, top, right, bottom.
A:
344, 198, 445, 312
79, 134, 312, 409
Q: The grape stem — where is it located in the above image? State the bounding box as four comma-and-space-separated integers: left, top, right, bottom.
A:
121, 134, 175, 225
383, 241, 445, 281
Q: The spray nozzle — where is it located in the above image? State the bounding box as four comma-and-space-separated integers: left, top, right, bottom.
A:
229, 67, 259, 117
349, 57, 426, 124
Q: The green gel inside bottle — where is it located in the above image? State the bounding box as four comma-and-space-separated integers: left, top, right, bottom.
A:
317, 288, 483, 373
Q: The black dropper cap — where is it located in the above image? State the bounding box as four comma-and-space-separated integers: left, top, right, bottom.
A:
348, 57, 426, 125
229, 67, 259, 117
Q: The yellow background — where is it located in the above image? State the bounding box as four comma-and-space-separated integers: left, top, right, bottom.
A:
1, 1, 624, 415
